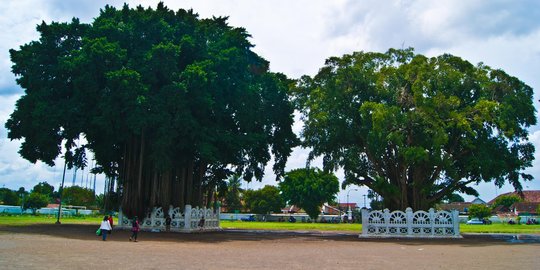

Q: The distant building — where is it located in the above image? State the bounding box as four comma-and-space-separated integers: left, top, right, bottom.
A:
321, 204, 344, 215
438, 197, 487, 215
490, 191, 540, 223
488, 190, 540, 204
438, 202, 472, 214
491, 204, 511, 215
281, 205, 301, 214
439, 191, 540, 222
470, 197, 487, 205
510, 202, 539, 215
337, 203, 358, 212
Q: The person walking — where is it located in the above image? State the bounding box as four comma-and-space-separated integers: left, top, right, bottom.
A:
129, 217, 140, 242
108, 215, 114, 233
165, 214, 172, 232
198, 216, 205, 230
100, 216, 112, 241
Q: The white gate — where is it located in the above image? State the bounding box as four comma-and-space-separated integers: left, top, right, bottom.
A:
118, 204, 221, 232
360, 208, 460, 238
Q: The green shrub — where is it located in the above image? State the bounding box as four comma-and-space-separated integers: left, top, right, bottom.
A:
468, 204, 492, 220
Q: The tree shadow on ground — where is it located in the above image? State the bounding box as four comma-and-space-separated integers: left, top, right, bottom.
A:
1, 224, 539, 247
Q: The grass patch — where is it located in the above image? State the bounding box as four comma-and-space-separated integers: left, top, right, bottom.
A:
1, 215, 539, 234
222, 221, 540, 234
0, 215, 102, 226
221, 221, 361, 232
460, 223, 540, 234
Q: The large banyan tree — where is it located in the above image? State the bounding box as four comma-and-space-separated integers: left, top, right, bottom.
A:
6, 3, 296, 218
293, 48, 536, 210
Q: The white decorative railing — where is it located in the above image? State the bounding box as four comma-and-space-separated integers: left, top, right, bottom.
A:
360, 208, 460, 238
118, 204, 221, 232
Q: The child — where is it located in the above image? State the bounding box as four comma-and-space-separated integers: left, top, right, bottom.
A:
165, 214, 172, 232
129, 217, 140, 242
198, 216, 205, 230
108, 215, 114, 233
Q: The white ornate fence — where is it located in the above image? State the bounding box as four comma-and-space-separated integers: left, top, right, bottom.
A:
360, 208, 460, 238
117, 205, 221, 232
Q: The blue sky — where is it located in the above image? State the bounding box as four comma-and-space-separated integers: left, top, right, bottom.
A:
1, 0, 540, 206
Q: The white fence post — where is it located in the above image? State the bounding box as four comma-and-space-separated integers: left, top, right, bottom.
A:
453, 209, 460, 237
406, 207, 413, 235
184, 204, 192, 231
216, 205, 221, 228
384, 209, 390, 234
361, 208, 369, 235
118, 208, 123, 229
429, 208, 435, 236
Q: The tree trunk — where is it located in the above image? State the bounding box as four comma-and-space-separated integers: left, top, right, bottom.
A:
185, 160, 194, 205
177, 167, 185, 208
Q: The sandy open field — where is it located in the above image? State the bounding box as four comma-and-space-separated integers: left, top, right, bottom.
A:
0, 224, 539, 270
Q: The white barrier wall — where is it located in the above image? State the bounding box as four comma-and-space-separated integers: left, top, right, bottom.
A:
118, 205, 220, 232
361, 208, 460, 238
0, 205, 97, 216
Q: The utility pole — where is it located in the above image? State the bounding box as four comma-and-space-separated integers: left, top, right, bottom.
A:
347, 189, 358, 222
56, 161, 67, 224
71, 167, 77, 186
363, 194, 367, 208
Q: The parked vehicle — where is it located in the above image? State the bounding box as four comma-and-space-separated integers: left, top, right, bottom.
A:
466, 218, 484, 225
241, 215, 256, 222
526, 218, 538, 225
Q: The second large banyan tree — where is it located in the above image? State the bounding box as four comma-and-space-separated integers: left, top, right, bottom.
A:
6, 3, 296, 218
293, 49, 536, 211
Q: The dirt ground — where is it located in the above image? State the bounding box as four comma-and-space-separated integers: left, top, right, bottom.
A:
0, 224, 539, 270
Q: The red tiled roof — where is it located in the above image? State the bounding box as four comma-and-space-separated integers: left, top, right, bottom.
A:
511, 202, 540, 214
492, 205, 511, 214
438, 202, 471, 212
338, 203, 358, 208
488, 190, 540, 204
281, 205, 301, 213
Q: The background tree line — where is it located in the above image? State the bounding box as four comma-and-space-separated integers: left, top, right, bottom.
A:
0, 181, 103, 214
220, 167, 339, 221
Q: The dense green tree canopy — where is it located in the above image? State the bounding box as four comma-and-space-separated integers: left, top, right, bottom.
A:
16, 187, 28, 198
491, 194, 522, 209
62, 186, 95, 207
23, 192, 49, 214
468, 204, 492, 220
243, 185, 284, 214
0, 188, 20, 205
31, 182, 55, 198
293, 48, 536, 210
442, 193, 465, 203
6, 3, 296, 218
279, 168, 339, 220
223, 174, 243, 212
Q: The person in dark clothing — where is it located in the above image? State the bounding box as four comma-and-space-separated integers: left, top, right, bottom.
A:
129, 217, 140, 242
165, 214, 172, 232
108, 215, 114, 233
198, 216, 205, 230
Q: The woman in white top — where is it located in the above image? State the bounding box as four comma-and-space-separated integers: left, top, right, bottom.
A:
100, 216, 112, 241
